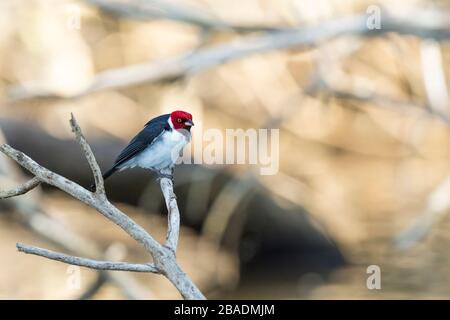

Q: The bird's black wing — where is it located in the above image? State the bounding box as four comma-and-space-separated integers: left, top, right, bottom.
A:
90, 114, 171, 191
112, 113, 171, 168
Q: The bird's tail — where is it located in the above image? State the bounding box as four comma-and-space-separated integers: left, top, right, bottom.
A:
89, 167, 117, 192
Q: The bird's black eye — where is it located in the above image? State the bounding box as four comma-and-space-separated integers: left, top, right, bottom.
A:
177, 118, 182, 123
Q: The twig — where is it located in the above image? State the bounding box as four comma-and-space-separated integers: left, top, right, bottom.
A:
70, 113, 105, 196
7, 10, 450, 101
0, 177, 40, 199
17, 243, 159, 273
160, 178, 179, 253
0, 115, 206, 300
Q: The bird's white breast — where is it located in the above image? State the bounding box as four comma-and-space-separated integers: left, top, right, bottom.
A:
131, 129, 189, 172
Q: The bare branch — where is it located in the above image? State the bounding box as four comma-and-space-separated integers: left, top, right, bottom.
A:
0, 143, 161, 254
160, 177, 180, 253
17, 243, 159, 273
0, 144, 95, 203
69, 113, 105, 196
0, 177, 40, 199
7, 10, 450, 101
0, 115, 206, 299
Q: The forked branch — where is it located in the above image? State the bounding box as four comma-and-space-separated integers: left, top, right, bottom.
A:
0, 115, 205, 300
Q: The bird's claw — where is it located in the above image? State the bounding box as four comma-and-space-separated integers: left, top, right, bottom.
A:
158, 168, 174, 182
158, 173, 173, 179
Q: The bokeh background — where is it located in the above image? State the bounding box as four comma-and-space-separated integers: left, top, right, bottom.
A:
1, 0, 450, 299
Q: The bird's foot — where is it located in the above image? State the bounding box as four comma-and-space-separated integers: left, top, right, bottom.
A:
158, 173, 173, 180
158, 168, 174, 182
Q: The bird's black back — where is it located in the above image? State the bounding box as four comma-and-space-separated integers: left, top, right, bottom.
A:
90, 114, 171, 191
113, 113, 171, 168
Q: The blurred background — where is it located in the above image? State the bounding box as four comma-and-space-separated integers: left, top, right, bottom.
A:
1, 0, 450, 299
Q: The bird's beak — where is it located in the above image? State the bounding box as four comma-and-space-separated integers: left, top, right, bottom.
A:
185, 120, 194, 127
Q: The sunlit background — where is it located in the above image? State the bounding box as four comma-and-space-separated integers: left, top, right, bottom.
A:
1, 0, 450, 299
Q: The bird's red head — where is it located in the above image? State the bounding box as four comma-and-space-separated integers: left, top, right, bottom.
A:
170, 110, 194, 130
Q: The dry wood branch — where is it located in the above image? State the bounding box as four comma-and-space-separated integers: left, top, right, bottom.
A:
8, 10, 450, 101
0, 143, 161, 251
17, 243, 159, 273
0, 177, 40, 199
0, 149, 150, 298
70, 113, 105, 196
0, 115, 205, 300
160, 178, 179, 253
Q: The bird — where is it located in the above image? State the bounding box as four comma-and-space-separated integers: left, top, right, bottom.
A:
90, 110, 194, 191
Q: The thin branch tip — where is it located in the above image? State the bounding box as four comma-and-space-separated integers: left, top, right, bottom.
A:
0, 176, 41, 199
0, 143, 9, 152
67, 113, 106, 195
69, 113, 80, 132
16, 242, 26, 252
